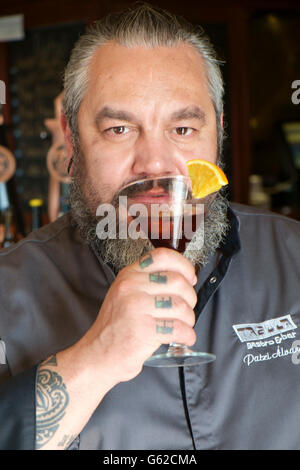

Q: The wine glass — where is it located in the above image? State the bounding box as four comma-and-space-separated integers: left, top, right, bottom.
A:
117, 175, 216, 367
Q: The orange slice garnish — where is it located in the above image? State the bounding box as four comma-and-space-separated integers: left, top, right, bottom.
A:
186, 159, 228, 198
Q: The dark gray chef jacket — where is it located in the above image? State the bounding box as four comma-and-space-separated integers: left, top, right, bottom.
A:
0, 203, 299, 450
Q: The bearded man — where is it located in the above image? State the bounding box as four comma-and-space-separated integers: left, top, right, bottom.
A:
0, 3, 299, 451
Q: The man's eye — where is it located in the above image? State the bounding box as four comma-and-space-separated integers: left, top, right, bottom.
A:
104, 126, 129, 136
174, 127, 193, 136
110, 126, 128, 134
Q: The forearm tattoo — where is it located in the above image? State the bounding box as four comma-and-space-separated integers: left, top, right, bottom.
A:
36, 354, 69, 449
57, 434, 77, 448
43, 354, 58, 367
149, 272, 167, 284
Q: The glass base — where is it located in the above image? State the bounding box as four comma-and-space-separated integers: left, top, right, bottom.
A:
145, 344, 216, 367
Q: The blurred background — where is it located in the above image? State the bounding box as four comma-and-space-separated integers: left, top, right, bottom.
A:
0, 0, 299, 246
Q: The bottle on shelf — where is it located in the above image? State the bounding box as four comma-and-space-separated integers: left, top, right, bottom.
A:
0, 179, 17, 248
2, 207, 15, 248
249, 174, 271, 210
0, 180, 9, 245
29, 198, 43, 232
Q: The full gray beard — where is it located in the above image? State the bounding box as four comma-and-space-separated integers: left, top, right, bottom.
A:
69, 151, 229, 272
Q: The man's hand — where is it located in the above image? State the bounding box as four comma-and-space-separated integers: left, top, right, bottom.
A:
83, 247, 198, 382
36, 248, 198, 449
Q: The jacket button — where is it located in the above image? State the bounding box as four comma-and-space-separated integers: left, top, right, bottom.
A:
209, 276, 217, 284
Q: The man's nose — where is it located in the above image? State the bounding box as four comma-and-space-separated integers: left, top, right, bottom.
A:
131, 133, 178, 177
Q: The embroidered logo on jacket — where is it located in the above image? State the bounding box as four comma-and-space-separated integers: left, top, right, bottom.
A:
232, 314, 300, 366
232, 314, 297, 343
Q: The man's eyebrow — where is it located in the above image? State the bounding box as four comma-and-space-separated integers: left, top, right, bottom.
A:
95, 105, 206, 126
170, 106, 206, 123
95, 106, 138, 125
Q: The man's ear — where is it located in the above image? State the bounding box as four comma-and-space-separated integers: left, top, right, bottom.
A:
60, 113, 74, 175
61, 114, 73, 156
220, 111, 224, 129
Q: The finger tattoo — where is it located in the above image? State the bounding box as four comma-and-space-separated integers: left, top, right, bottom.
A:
155, 295, 172, 308
139, 253, 154, 269
149, 272, 167, 284
156, 319, 174, 334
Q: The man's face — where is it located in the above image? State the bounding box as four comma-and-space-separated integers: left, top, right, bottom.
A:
75, 41, 219, 209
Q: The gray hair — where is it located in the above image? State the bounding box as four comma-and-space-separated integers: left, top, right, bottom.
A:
63, 3, 225, 154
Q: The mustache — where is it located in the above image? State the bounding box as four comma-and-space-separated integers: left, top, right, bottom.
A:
113, 175, 194, 209
115, 179, 155, 200
113, 178, 176, 206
